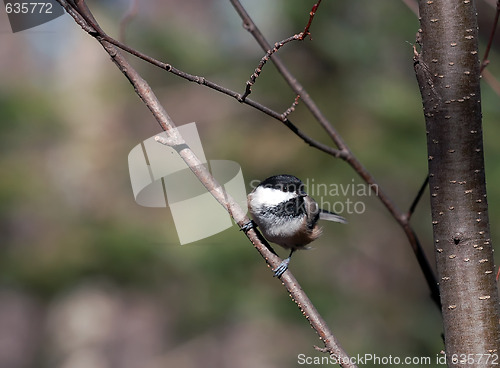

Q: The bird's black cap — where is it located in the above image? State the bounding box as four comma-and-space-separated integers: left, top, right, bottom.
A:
258, 174, 305, 194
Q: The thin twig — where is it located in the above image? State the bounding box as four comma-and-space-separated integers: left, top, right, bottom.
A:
240, 0, 323, 100
56, 1, 357, 365
240, 34, 302, 101
230, 0, 346, 149
481, 0, 500, 73
301, 0, 322, 39
407, 175, 429, 219
282, 95, 301, 119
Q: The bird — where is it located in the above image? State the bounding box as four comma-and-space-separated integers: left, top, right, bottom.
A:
246, 174, 346, 277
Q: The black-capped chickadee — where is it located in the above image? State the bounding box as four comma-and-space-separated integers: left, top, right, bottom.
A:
246, 174, 347, 277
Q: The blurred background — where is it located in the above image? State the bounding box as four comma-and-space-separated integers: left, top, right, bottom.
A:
1, 0, 500, 367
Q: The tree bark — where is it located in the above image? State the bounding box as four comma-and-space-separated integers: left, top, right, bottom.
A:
415, 0, 500, 366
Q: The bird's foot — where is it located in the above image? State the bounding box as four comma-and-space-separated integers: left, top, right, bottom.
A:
240, 220, 256, 233
273, 257, 291, 277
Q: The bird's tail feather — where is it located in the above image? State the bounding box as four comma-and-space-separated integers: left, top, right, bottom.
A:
319, 209, 347, 224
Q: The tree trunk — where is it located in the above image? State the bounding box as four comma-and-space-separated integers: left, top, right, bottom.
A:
415, 0, 500, 366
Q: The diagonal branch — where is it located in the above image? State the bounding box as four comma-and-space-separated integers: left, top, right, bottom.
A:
56, 0, 357, 365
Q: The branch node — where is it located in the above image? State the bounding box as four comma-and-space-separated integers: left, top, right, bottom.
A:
195, 76, 206, 85
282, 95, 301, 119
242, 20, 254, 32
154, 134, 186, 150
314, 345, 329, 353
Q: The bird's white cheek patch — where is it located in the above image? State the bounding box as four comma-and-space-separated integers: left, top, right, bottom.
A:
249, 187, 296, 208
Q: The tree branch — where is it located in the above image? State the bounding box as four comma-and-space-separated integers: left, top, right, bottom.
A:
56, 0, 357, 365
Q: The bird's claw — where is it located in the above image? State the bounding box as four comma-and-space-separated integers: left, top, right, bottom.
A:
240, 220, 256, 233
273, 258, 291, 277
